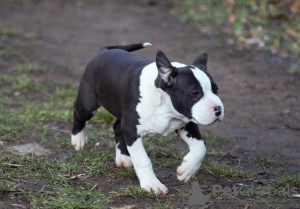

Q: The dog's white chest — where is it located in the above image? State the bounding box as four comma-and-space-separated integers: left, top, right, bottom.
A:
136, 63, 189, 137
137, 107, 187, 137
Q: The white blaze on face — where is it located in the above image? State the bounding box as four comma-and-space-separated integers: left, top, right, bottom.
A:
190, 67, 224, 125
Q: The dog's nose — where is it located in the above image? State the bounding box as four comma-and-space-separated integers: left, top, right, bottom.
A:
213, 106, 222, 117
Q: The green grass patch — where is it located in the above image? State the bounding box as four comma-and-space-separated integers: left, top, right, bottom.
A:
259, 155, 275, 166
288, 65, 300, 74
0, 28, 15, 36
114, 185, 157, 199
199, 159, 252, 180
114, 167, 136, 177
272, 174, 300, 188
25, 32, 41, 39
52, 89, 77, 100
174, 185, 192, 197
1, 153, 111, 208
0, 74, 45, 92
22, 184, 110, 209
17, 63, 46, 73
70, 151, 114, 175
14, 102, 73, 122
202, 132, 228, 146
90, 107, 116, 125
51, 81, 74, 89
153, 203, 176, 209
0, 48, 26, 61
173, 0, 300, 60
152, 146, 184, 168
207, 148, 226, 157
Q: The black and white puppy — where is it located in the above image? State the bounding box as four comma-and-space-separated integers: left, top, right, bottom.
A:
71, 43, 224, 195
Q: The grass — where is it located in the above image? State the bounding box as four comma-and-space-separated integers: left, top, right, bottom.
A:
0, 57, 291, 208
114, 185, 157, 199
20, 184, 110, 208
207, 148, 226, 157
174, 185, 192, 197
70, 151, 114, 175
0, 74, 78, 145
1, 24, 298, 208
0, 153, 112, 208
273, 174, 300, 188
173, 0, 300, 71
0, 28, 15, 36
0, 48, 26, 61
199, 159, 252, 180
259, 155, 275, 167
25, 32, 41, 39
90, 107, 116, 125
152, 146, 184, 168
288, 65, 300, 74
17, 63, 46, 73
0, 74, 45, 93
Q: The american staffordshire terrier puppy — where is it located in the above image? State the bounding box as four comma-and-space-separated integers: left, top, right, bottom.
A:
71, 43, 224, 194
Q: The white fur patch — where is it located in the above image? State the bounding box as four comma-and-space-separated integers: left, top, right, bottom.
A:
171, 62, 187, 68
115, 143, 132, 168
176, 128, 206, 182
136, 63, 190, 137
143, 42, 152, 47
127, 137, 168, 194
71, 127, 88, 151
190, 67, 224, 125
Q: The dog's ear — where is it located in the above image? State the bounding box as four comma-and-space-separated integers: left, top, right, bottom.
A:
156, 50, 177, 87
192, 53, 208, 70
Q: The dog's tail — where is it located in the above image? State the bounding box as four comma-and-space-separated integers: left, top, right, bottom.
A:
98, 42, 152, 53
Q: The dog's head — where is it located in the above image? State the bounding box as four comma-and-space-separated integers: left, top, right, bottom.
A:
155, 50, 224, 125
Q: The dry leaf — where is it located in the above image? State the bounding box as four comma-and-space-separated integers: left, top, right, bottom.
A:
287, 28, 298, 38
229, 15, 236, 24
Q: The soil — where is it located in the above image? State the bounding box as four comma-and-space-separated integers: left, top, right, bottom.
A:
0, 0, 300, 208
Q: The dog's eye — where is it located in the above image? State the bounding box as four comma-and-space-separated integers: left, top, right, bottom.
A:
190, 90, 202, 100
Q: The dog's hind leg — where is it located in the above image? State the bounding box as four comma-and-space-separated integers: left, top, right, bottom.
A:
71, 112, 88, 151
113, 119, 132, 168
71, 78, 99, 151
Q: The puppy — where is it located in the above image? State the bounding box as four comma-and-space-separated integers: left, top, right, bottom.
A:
71, 43, 224, 194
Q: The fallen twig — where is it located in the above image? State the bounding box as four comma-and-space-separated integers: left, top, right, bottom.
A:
1, 163, 26, 168
10, 204, 27, 209
1, 190, 58, 196
90, 183, 98, 192
10, 178, 39, 185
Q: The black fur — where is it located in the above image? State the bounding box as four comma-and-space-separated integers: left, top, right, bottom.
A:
72, 44, 153, 147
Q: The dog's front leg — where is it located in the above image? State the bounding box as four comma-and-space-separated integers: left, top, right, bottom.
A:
176, 122, 206, 183
124, 133, 168, 195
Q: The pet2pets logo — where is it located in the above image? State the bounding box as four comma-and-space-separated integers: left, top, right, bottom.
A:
188, 181, 298, 206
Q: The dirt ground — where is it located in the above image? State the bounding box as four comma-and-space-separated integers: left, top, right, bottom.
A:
0, 0, 300, 208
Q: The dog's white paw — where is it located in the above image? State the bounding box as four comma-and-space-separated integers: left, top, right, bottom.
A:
140, 177, 168, 195
115, 152, 132, 168
71, 128, 88, 151
115, 144, 133, 168
177, 153, 202, 183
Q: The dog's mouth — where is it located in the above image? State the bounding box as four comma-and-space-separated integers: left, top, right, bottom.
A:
214, 118, 221, 123
191, 118, 198, 124
192, 117, 222, 125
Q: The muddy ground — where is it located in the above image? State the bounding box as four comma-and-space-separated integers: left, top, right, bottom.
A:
0, 0, 300, 208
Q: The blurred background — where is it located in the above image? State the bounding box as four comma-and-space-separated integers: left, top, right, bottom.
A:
175, 0, 300, 66
1, 0, 299, 208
